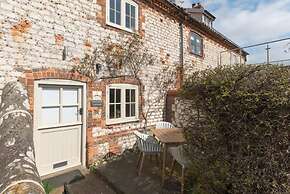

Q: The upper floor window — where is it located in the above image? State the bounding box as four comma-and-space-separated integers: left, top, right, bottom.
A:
106, 0, 138, 32
106, 84, 139, 124
190, 32, 203, 56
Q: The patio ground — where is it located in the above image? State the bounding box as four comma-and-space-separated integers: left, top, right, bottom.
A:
43, 168, 115, 194
94, 150, 182, 194
44, 150, 183, 194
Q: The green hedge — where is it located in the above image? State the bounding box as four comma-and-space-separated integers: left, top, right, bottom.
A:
179, 64, 290, 194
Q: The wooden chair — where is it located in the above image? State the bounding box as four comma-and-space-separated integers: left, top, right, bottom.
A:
133, 131, 162, 176
169, 145, 191, 194
156, 121, 175, 129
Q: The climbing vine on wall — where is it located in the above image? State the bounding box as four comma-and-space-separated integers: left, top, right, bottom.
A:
73, 34, 177, 128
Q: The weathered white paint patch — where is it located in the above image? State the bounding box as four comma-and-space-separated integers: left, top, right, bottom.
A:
23, 99, 30, 109
23, 164, 33, 169
23, 157, 34, 165
7, 105, 15, 111
25, 150, 35, 163
9, 175, 17, 179
7, 159, 21, 167
5, 138, 15, 147
12, 159, 21, 163
24, 168, 35, 175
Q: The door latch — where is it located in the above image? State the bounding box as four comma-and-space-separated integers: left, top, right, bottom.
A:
79, 108, 83, 115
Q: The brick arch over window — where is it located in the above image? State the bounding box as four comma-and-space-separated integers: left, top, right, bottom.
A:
18, 68, 91, 113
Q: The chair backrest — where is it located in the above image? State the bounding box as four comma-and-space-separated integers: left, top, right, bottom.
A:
156, 121, 175, 129
133, 131, 149, 141
133, 131, 149, 150
133, 131, 159, 152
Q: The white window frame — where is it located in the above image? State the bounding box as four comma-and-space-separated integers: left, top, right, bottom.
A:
106, 0, 139, 33
106, 84, 139, 125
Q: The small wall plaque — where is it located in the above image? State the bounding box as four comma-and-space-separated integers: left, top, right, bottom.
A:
91, 91, 102, 107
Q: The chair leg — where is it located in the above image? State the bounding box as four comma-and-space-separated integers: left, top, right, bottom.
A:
181, 166, 185, 194
170, 159, 176, 177
138, 152, 145, 176
136, 152, 142, 169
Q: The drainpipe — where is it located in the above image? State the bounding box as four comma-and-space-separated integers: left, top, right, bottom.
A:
165, 21, 184, 122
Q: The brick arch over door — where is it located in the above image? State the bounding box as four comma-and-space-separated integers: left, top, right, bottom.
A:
19, 68, 91, 113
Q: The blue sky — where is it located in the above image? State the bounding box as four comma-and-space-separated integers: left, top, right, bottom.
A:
182, 0, 290, 63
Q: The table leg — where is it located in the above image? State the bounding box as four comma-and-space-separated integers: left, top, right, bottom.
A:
162, 143, 167, 186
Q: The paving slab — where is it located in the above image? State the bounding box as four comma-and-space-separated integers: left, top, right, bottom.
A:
44, 168, 115, 194
96, 151, 181, 194
67, 172, 116, 194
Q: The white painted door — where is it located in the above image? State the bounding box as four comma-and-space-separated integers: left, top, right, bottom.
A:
34, 84, 83, 176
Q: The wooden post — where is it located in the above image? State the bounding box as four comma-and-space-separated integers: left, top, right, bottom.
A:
0, 82, 45, 194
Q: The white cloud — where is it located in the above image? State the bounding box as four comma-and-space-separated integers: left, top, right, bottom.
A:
212, 0, 290, 44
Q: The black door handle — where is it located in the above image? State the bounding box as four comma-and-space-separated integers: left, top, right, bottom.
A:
79, 108, 83, 115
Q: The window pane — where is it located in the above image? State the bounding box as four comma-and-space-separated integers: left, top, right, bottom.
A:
110, 0, 115, 9
196, 47, 201, 55
110, 89, 115, 103
116, 104, 121, 118
131, 104, 136, 117
191, 35, 195, 41
131, 90, 135, 102
126, 89, 130, 102
116, 11, 121, 25
126, 3, 130, 15
126, 16, 130, 28
131, 5, 135, 17
191, 39, 196, 53
116, 89, 121, 103
110, 9, 115, 23
116, 0, 121, 11
63, 88, 78, 105
126, 104, 130, 117
62, 106, 78, 123
109, 104, 115, 119
131, 18, 135, 30
42, 87, 59, 106
41, 107, 59, 126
